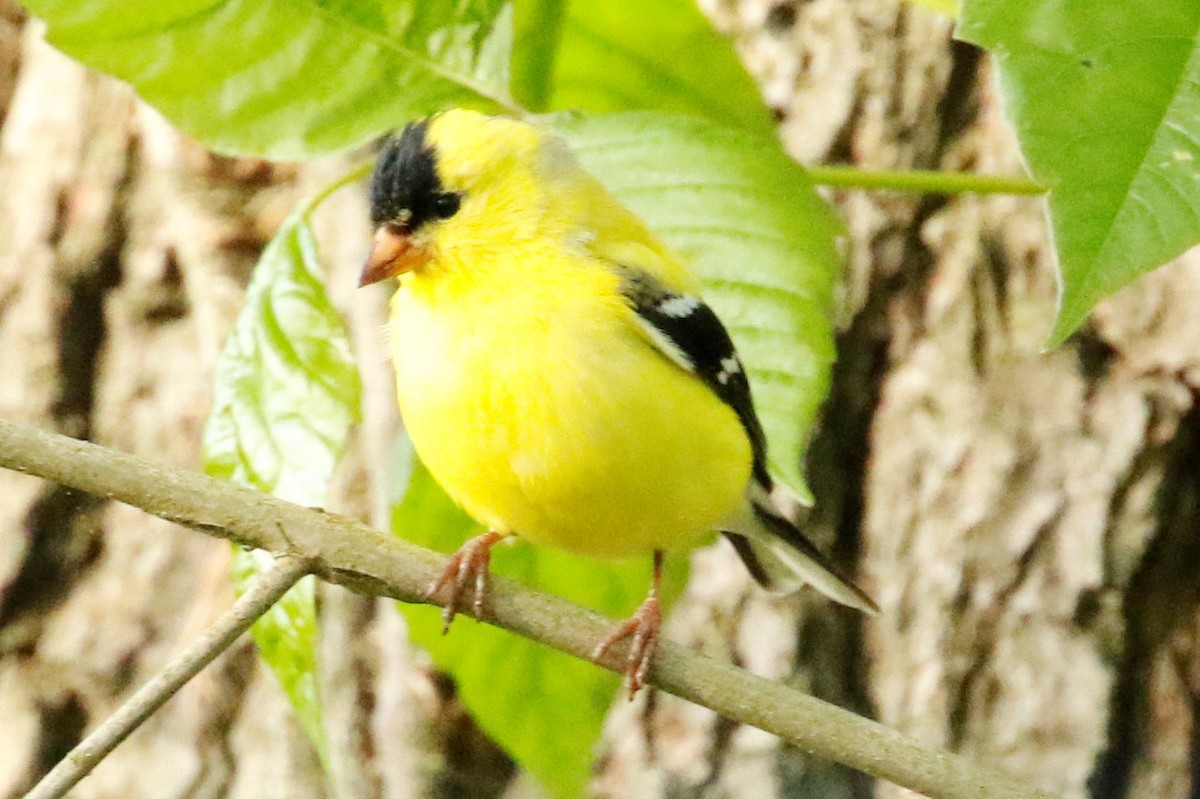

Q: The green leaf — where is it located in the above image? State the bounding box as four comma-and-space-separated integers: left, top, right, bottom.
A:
554, 111, 840, 501
203, 187, 362, 765
549, 0, 776, 136
957, 0, 1200, 343
389, 434, 687, 799
203, 197, 362, 501
25, 0, 515, 158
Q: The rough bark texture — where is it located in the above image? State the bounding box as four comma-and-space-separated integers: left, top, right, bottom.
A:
2, 1, 1199, 799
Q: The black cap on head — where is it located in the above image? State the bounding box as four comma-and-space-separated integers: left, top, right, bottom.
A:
369, 120, 462, 232
370, 120, 437, 226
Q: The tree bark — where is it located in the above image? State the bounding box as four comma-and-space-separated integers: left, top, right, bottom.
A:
2, 2, 1199, 799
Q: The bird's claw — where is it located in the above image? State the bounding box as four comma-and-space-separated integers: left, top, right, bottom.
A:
592, 593, 662, 700
425, 531, 505, 633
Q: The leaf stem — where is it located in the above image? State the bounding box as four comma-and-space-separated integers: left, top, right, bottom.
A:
0, 419, 1058, 799
24, 553, 313, 799
299, 161, 376, 218
809, 165, 1047, 195
511, 0, 567, 111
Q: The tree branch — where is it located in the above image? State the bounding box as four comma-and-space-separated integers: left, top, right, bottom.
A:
24, 554, 313, 799
0, 419, 1058, 799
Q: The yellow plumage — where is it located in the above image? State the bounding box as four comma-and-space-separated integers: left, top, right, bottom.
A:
360, 109, 875, 693
389, 112, 749, 557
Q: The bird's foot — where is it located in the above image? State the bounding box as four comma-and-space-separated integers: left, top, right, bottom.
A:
425, 531, 506, 633
592, 592, 662, 700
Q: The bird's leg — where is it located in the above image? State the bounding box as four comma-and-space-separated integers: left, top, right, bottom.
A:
593, 550, 664, 700
425, 530, 507, 633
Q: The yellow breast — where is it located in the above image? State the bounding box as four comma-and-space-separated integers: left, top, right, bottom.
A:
389, 248, 751, 558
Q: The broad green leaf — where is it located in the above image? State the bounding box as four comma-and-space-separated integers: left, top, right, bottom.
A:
957, 0, 1200, 343
203, 197, 362, 501
389, 434, 687, 799
550, 0, 776, 136
554, 111, 840, 501
24, 0, 514, 158
203, 188, 363, 765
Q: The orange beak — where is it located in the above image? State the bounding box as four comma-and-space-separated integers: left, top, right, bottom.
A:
359, 226, 430, 286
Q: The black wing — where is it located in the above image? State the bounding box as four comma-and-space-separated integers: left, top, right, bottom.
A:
619, 271, 878, 613
618, 269, 770, 486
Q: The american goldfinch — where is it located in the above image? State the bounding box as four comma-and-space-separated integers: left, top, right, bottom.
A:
361, 110, 877, 695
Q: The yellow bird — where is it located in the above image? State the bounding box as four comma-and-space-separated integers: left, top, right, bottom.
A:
360, 110, 876, 695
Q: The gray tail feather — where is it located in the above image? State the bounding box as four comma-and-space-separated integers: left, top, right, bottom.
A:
721, 490, 878, 616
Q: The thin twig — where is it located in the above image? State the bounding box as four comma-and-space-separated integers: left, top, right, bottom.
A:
0, 419, 1059, 799
24, 554, 313, 799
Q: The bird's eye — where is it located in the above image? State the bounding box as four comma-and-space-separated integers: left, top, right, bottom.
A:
432, 192, 461, 220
